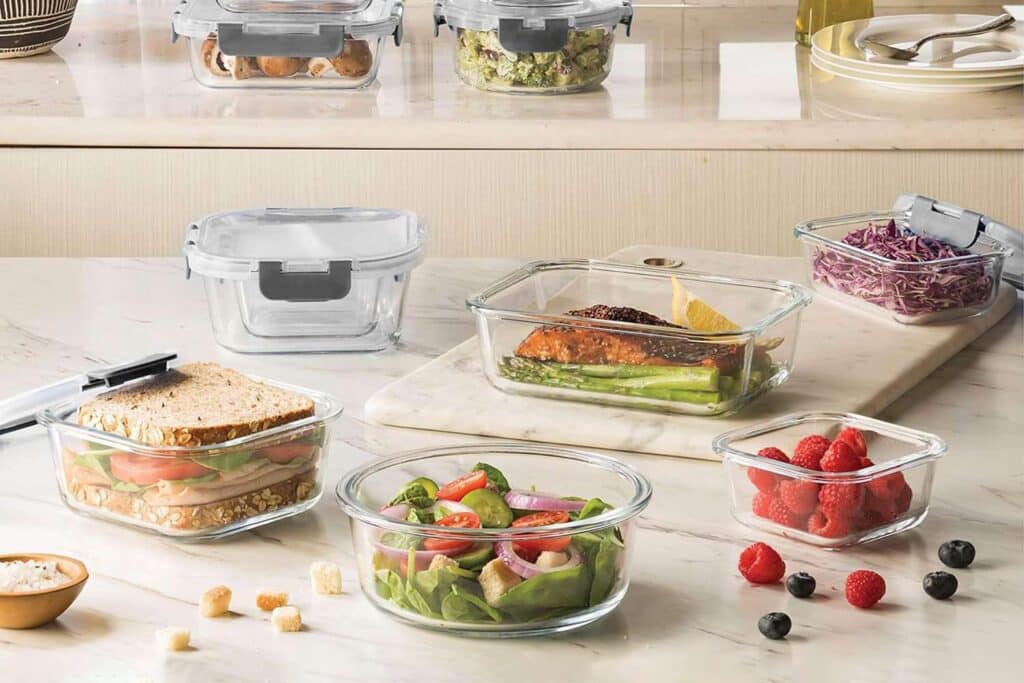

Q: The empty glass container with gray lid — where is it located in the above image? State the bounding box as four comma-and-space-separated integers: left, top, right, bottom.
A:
171, 0, 404, 89
433, 0, 633, 93
184, 208, 428, 352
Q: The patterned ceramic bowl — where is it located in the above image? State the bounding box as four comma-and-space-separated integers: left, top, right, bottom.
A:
0, 0, 79, 59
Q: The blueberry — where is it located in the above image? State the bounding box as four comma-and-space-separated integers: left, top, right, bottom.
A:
938, 540, 975, 569
923, 571, 958, 600
758, 612, 792, 640
786, 572, 816, 598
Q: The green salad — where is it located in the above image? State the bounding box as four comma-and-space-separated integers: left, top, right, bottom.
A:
369, 463, 625, 625
455, 28, 613, 91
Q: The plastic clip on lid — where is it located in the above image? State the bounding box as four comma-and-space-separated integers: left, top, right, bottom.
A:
258, 260, 353, 302
0, 353, 177, 436
894, 193, 1023, 288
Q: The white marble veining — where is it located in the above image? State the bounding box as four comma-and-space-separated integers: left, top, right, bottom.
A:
0, 257, 1021, 682
367, 246, 1017, 459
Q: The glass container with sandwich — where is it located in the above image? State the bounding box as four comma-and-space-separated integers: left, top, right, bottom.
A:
0, 354, 342, 539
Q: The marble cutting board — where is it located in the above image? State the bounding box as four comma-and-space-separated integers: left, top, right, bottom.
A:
366, 245, 1018, 460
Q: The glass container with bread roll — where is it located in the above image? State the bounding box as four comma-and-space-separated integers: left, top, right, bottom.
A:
467, 260, 811, 416
171, 0, 404, 89
0, 354, 343, 540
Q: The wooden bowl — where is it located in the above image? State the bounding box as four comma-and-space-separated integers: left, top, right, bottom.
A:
0, 554, 88, 629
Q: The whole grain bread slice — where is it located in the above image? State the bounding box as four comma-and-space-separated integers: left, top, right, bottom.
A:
76, 362, 315, 447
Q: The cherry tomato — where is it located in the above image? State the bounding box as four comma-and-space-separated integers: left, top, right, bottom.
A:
436, 470, 487, 502
260, 442, 318, 464
423, 512, 480, 553
510, 510, 572, 553
512, 543, 541, 563
110, 452, 213, 486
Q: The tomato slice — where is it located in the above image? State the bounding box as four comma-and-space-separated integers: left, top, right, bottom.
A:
260, 442, 317, 464
422, 512, 481, 553
510, 510, 572, 553
512, 543, 541, 563
109, 452, 213, 486
436, 470, 487, 502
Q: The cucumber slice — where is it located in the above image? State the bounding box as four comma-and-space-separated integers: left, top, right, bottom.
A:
408, 477, 439, 499
461, 488, 514, 528
452, 543, 494, 570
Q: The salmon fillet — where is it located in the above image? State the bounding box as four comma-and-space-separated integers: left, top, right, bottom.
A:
514, 305, 745, 373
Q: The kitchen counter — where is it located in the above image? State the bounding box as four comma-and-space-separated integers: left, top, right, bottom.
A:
2, 1, 1021, 150
0, 257, 1020, 682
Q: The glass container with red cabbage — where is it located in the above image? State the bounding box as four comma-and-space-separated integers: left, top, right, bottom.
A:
795, 212, 1010, 324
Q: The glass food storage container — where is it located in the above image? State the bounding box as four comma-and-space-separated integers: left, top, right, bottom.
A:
184, 207, 428, 353
713, 412, 946, 549
171, 0, 404, 89
433, 0, 634, 94
336, 443, 652, 636
467, 259, 812, 416
795, 211, 1011, 324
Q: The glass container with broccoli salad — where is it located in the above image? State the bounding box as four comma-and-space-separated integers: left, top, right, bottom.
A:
433, 0, 634, 94
336, 443, 651, 636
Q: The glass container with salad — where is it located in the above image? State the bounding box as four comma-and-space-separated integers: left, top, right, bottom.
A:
467, 259, 811, 416
336, 443, 652, 636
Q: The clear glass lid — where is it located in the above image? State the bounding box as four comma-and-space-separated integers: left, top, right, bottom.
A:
435, 0, 631, 32
173, 0, 402, 40
184, 207, 427, 279
218, 0, 372, 14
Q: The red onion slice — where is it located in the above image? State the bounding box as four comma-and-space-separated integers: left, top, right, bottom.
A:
372, 541, 452, 564
378, 503, 411, 520
427, 500, 475, 517
494, 541, 581, 579
504, 490, 586, 512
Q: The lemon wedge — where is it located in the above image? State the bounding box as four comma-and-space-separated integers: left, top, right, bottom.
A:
671, 277, 739, 332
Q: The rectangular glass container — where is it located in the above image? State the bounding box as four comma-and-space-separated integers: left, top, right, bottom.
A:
184, 207, 427, 353
795, 211, 1009, 324
37, 376, 343, 541
713, 412, 946, 549
172, 0, 403, 89
467, 259, 812, 416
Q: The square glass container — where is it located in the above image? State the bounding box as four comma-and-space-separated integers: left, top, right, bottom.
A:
37, 376, 343, 541
184, 207, 427, 353
171, 0, 404, 89
467, 259, 812, 416
795, 211, 1010, 324
336, 443, 652, 636
713, 412, 946, 549
434, 0, 633, 94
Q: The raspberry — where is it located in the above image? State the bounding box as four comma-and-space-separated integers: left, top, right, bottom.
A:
865, 487, 907, 523
767, 497, 806, 528
820, 441, 862, 472
791, 435, 830, 471
778, 479, 819, 516
867, 471, 907, 501
835, 426, 868, 459
894, 484, 913, 514
845, 569, 886, 608
807, 509, 852, 538
751, 491, 774, 519
747, 447, 789, 493
859, 456, 874, 468
854, 507, 885, 531
738, 542, 786, 584
818, 483, 865, 518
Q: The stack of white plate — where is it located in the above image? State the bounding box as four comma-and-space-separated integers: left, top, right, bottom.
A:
811, 14, 1024, 93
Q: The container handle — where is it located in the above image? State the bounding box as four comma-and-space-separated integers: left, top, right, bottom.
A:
258, 261, 352, 302
216, 23, 346, 58
497, 18, 570, 53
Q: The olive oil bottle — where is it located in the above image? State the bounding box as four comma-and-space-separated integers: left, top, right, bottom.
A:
795, 0, 874, 46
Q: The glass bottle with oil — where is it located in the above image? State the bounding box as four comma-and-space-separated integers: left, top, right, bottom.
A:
795, 0, 874, 47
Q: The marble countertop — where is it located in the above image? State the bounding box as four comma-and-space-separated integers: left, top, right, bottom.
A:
0, 257, 1020, 682
1, 1, 1021, 150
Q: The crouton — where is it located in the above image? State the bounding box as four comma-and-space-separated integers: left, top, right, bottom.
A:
428, 554, 459, 571
534, 551, 569, 570
199, 585, 232, 617
310, 561, 343, 595
256, 589, 289, 612
155, 627, 191, 651
478, 559, 522, 607
271, 606, 302, 633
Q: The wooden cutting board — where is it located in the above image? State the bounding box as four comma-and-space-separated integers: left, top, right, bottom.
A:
366, 246, 1017, 460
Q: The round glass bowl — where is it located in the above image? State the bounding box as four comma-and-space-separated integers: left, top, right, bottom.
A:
336, 443, 652, 637
713, 412, 946, 549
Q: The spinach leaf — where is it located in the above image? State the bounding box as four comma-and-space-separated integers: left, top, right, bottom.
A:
406, 507, 434, 525
388, 482, 435, 508
472, 462, 510, 495
193, 450, 253, 472
577, 497, 614, 520
588, 538, 620, 606
379, 531, 421, 551
441, 585, 504, 623
495, 563, 591, 616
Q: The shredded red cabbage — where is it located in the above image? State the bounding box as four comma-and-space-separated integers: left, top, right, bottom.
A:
812, 220, 995, 316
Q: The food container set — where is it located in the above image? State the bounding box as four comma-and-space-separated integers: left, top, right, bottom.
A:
467, 259, 811, 416
336, 443, 651, 636
433, 0, 634, 94
184, 207, 427, 353
171, 0, 404, 89
713, 412, 946, 549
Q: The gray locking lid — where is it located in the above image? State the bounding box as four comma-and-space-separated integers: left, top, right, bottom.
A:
172, 0, 403, 55
435, 0, 632, 53
184, 208, 428, 283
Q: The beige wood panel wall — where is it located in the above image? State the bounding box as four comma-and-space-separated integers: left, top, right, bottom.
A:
1, 148, 1020, 257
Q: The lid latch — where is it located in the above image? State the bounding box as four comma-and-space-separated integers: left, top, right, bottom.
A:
621, 2, 634, 37
497, 18, 571, 53
258, 261, 353, 302
433, 3, 446, 38
216, 23, 347, 58
83, 353, 178, 390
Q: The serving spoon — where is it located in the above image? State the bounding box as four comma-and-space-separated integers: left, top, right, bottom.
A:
861, 13, 1016, 61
